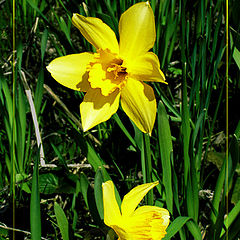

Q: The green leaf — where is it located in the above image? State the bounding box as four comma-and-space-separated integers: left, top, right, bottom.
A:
210, 157, 226, 223
163, 216, 190, 239
186, 220, 202, 240
86, 142, 111, 181
59, 17, 72, 46
39, 173, 59, 194
112, 113, 137, 149
233, 46, 240, 70
221, 200, 240, 237
30, 151, 41, 240
80, 173, 90, 209
41, 29, 48, 62
39, 173, 76, 194
231, 177, 240, 205
141, 133, 153, 205
80, 173, 103, 226
234, 120, 240, 139
86, 142, 104, 171
182, 62, 191, 183
157, 101, 173, 214
54, 202, 69, 240
191, 108, 206, 148
16, 173, 31, 193
17, 40, 23, 71
26, 0, 50, 23
17, 84, 27, 172
94, 168, 105, 220
1, 77, 13, 125
34, 69, 44, 116
50, 143, 69, 171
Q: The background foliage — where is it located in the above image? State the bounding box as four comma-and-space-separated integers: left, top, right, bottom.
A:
0, 0, 240, 239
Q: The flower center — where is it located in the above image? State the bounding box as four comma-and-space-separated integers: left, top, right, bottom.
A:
87, 49, 128, 96
107, 61, 127, 79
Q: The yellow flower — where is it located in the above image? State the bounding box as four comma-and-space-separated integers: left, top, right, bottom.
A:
47, 1, 166, 134
102, 180, 170, 240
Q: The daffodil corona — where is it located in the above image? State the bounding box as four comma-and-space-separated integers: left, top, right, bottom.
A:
102, 180, 170, 240
47, 1, 167, 134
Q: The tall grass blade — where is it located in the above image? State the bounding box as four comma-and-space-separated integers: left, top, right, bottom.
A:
112, 113, 137, 149
40, 29, 48, 62
141, 133, 153, 205
157, 101, 173, 214
163, 216, 190, 240
94, 168, 105, 221
30, 149, 41, 240
34, 69, 44, 116
17, 84, 26, 173
186, 220, 202, 240
54, 202, 69, 240
182, 62, 190, 186
220, 200, 240, 237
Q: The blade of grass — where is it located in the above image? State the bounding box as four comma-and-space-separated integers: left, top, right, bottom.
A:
17, 84, 27, 173
220, 200, 240, 237
30, 149, 41, 240
94, 168, 105, 221
112, 113, 137, 149
40, 28, 48, 62
141, 133, 153, 205
186, 220, 202, 240
54, 202, 69, 240
181, 61, 190, 186
34, 69, 44, 117
163, 216, 190, 240
157, 101, 173, 214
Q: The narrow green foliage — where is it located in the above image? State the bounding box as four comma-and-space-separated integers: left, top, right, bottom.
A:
30, 151, 41, 240
80, 173, 91, 209
40, 29, 48, 62
185, 220, 202, 240
140, 132, 153, 205
182, 62, 190, 187
94, 168, 105, 220
54, 202, 69, 240
163, 216, 190, 240
157, 101, 173, 214
113, 113, 137, 149
34, 70, 44, 116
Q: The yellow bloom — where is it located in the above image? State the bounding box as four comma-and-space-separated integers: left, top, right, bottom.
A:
102, 180, 170, 240
47, 1, 166, 134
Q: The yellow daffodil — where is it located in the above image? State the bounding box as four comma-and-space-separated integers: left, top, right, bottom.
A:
102, 180, 170, 240
47, 1, 166, 134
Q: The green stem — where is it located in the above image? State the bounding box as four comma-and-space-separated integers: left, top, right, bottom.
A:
141, 133, 153, 205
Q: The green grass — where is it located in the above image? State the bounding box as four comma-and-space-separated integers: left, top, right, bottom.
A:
0, 0, 240, 239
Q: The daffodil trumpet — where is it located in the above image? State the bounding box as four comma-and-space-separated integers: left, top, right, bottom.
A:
47, 1, 167, 134
102, 180, 170, 240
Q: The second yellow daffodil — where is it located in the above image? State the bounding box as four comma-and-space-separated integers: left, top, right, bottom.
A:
47, 1, 166, 134
102, 180, 170, 240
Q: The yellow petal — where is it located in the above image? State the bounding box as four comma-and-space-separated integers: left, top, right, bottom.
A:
119, 1, 155, 60
133, 206, 170, 229
80, 88, 120, 131
46, 53, 93, 91
102, 181, 122, 227
127, 52, 166, 83
72, 14, 119, 54
122, 206, 170, 240
121, 79, 156, 134
121, 181, 159, 217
